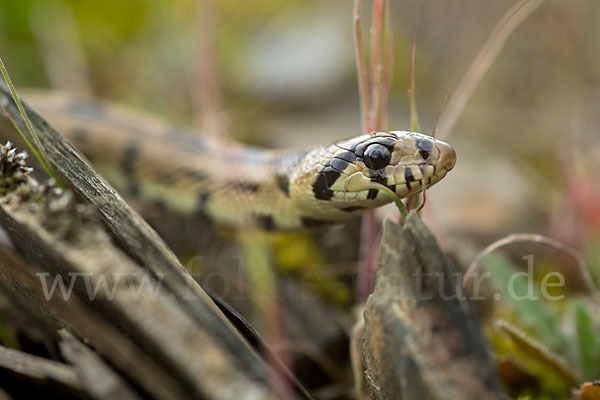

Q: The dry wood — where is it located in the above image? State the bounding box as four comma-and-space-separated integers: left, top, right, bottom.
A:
0, 81, 313, 399
58, 330, 142, 400
0, 344, 83, 396
0, 241, 194, 400
0, 80, 294, 397
362, 212, 503, 400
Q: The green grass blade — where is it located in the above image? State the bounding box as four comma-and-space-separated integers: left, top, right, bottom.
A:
0, 57, 62, 188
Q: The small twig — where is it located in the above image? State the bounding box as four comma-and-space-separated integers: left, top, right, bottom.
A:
436, 0, 548, 140
463, 233, 600, 303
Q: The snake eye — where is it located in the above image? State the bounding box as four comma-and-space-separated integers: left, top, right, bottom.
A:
363, 144, 391, 170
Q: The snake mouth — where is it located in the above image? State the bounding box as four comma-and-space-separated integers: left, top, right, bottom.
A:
330, 161, 452, 202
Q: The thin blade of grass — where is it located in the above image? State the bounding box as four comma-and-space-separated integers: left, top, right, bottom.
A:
368, 0, 385, 130
495, 319, 578, 388
409, 5, 420, 133
353, 0, 370, 130
572, 301, 599, 380
0, 57, 61, 187
379, 0, 393, 128
436, 0, 547, 140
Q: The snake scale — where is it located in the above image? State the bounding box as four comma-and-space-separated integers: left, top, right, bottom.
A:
23, 91, 456, 231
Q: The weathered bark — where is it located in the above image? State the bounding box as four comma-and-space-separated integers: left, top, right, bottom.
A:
0, 83, 312, 399
362, 213, 503, 400
57, 330, 142, 400
0, 343, 84, 398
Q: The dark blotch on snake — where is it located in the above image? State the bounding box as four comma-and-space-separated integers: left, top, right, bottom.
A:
313, 164, 341, 201
183, 168, 208, 181
197, 192, 211, 211
231, 181, 260, 192
322, 166, 341, 186
416, 137, 433, 160
153, 170, 173, 184
330, 158, 349, 173
121, 143, 139, 174
122, 143, 140, 195
341, 206, 365, 212
301, 217, 330, 228
256, 215, 276, 230
404, 167, 415, 182
312, 172, 334, 200
334, 151, 356, 163
369, 169, 387, 185
152, 198, 168, 212
275, 173, 290, 196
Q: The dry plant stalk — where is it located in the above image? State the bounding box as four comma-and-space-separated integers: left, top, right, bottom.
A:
464, 233, 600, 303
353, 0, 394, 302
436, 0, 548, 140
0, 83, 313, 399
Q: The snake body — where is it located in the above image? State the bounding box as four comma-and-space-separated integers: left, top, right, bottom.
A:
23, 91, 456, 230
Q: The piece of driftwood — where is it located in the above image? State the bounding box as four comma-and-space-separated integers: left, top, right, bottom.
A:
0, 175, 306, 399
362, 213, 503, 400
0, 235, 199, 399
0, 85, 313, 398
0, 81, 300, 397
58, 330, 142, 400
0, 343, 83, 398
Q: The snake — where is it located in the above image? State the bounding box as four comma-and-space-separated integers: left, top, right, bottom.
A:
21, 91, 456, 231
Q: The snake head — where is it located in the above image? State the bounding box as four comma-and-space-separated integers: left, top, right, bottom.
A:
304, 131, 456, 214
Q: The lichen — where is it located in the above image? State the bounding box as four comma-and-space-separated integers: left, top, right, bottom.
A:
0, 141, 32, 194
1, 141, 97, 241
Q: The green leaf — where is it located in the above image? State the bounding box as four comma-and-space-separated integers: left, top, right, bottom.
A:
572, 301, 599, 380
486, 253, 567, 353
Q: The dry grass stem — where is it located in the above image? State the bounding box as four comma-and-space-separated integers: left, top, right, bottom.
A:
464, 233, 600, 303
353, 0, 370, 131
436, 0, 547, 140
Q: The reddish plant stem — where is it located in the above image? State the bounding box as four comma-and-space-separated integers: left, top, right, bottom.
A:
369, 0, 385, 130
353, 0, 370, 131
354, 0, 391, 301
379, 0, 393, 128
358, 209, 379, 301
